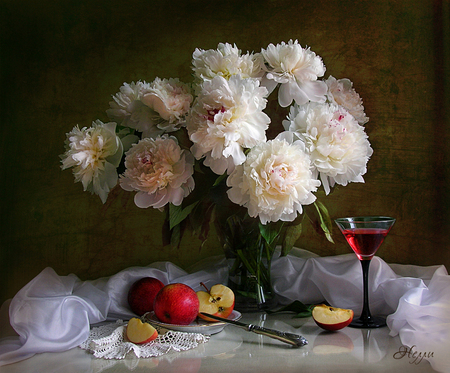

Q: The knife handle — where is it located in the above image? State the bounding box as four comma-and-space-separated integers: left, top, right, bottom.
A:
248, 325, 308, 347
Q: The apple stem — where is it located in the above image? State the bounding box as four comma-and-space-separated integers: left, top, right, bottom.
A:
200, 282, 210, 293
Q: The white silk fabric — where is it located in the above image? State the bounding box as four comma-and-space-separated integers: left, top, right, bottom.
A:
0, 249, 449, 371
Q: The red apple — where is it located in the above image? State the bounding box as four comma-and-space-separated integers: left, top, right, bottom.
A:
197, 283, 235, 322
126, 317, 158, 344
128, 277, 165, 316
153, 283, 200, 325
312, 304, 354, 331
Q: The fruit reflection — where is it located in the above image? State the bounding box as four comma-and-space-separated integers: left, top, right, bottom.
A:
313, 331, 354, 355
157, 357, 202, 373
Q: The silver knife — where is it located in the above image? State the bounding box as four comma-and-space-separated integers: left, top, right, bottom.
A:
200, 312, 308, 347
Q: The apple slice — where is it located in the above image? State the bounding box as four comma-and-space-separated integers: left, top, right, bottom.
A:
197, 283, 235, 322
312, 304, 354, 331
126, 317, 158, 344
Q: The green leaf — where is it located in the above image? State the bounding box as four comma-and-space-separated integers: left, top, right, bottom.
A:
169, 223, 182, 249
169, 202, 199, 230
236, 290, 259, 300
189, 200, 215, 243
213, 172, 228, 187
161, 209, 172, 247
267, 300, 314, 318
304, 201, 334, 243
294, 309, 314, 318
281, 222, 303, 256
314, 201, 334, 243
259, 222, 283, 246
236, 249, 257, 277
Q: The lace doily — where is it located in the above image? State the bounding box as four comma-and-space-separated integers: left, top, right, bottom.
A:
79, 319, 210, 359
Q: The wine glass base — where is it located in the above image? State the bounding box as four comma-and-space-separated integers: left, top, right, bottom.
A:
349, 316, 386, 328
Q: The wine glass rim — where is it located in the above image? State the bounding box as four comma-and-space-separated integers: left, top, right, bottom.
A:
335, 216, 396, 223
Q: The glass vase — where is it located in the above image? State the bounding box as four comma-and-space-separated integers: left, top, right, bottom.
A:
216, 214, 279, 312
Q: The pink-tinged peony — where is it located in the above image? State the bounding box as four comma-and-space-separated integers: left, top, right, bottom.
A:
261, 40, 327, 107
283, 103, 373, 194
325, 76, 369, 125
141, 77, 193, 133
192, 42, 265, 84
187, 75, 270, 175
226, 135, 320, 225
106, 81, 164, 138
61, 120, 123, 203
120, 136, 195, 209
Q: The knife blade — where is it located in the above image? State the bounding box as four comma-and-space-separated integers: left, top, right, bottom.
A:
200, 312, 308, 347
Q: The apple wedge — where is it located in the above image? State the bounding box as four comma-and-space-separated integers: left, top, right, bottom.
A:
312, 304, 354, 331
197, 283, 235, 322
126, 317, 158, 344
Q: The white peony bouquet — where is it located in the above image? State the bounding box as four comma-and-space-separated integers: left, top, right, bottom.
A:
61, 40, 372, 300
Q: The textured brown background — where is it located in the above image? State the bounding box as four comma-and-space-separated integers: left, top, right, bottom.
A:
1, 0, 449, 304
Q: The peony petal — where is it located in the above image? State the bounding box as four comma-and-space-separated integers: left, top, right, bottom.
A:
120, 134, 140, 153
106, 139, 124, 168
278, 84, 294, 107
152, 192, 170, 209
223, 142, 246, 165
226, 138, 319, 224
300, 80, 327, 103
103, 162, 119, 189
204, 154, 231, 175
120, 178, 135, 192
121, 136, 195, 209
134, 191, 155, 208
287, 82, 310, 106
260, 75, 278, 95
167, 187, 185, 206
60, 121, 124, 203
142, 93, 171, 121
187, 75, 269, 173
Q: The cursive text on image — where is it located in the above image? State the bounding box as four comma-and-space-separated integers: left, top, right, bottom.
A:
393, 345, 434, 365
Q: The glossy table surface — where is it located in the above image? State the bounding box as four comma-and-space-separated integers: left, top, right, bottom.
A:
1, 311, 437, 373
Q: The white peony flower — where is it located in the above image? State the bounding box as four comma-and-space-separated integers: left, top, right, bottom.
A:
61, 120, 123, 203
283, 102, 373, 194
187, 75, 270, 175
227, 136, 320, 224
106, 81, 165, 138
141, 77, 193, 133
261, 39, 327, 107
325, 76, 369, 125
120, 136, 195, 209
192, 42, 265, 84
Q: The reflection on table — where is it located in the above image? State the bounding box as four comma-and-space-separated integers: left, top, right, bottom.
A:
0, 312, 436, 373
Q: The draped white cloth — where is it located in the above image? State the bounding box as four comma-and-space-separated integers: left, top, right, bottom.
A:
0, 249, 449, 372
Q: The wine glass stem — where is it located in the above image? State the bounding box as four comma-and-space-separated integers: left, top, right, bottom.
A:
360, 259, 372, 323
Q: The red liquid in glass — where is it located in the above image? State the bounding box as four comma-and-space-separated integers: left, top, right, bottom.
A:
342, 228, 389, 260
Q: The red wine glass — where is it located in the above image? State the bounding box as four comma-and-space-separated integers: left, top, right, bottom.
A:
335, 216, 395, 328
